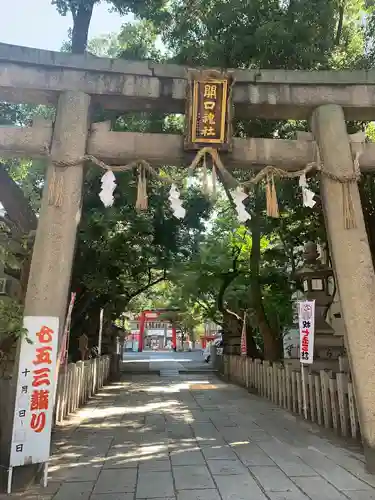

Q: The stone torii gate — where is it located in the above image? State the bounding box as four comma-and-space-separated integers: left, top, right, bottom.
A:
2, 42, 375, 470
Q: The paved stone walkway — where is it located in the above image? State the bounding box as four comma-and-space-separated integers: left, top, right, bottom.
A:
7, 374, 375, 500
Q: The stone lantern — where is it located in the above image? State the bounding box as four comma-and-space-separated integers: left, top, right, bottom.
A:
294, 242, 344, 371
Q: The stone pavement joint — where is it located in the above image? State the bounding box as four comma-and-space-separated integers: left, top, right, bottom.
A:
3, 373, 375, 500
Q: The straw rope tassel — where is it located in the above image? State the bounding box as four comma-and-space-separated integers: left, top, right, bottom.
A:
55, 174, 64, 207
266, 175, 272, 216
48, 167, 57, 205
48, 167, 64, 207
341, 151, 360, 230
43, 145, 359, 225
266, 174, 279, 218
211, 162, 217, 197
135, 164, 148, 211
202, 152, 209, 195
342, 182, 356, 229
271, 174, 279, 217
316, 143, 357, 230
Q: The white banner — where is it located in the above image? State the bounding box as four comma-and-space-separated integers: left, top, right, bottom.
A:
9, 316, 59, 467
298, 300, 315, 365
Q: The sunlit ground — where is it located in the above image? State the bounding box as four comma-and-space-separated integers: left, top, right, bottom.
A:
47, 375, 243, 478
16, 372, 371, 500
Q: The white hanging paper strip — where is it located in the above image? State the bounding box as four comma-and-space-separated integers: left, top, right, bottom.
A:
302, 187, 316, 208
169, 183, 186, 219
299, 173, 307, 188
99, 170, 116, 207
231, 187, 251, 222
299, 174, 316, 208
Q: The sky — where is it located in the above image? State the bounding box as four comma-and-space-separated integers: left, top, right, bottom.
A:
0, 0, 125, 51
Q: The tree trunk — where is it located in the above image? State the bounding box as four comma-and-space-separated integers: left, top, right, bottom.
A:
222, 312, 259, 358
0, 164, 37, 234
222, 312, 242, 355
0, 164, 37, 303
71, 3, 95, 54
335, 1, 345, 47
249, 187, 281, 362
245, 324, 261, 359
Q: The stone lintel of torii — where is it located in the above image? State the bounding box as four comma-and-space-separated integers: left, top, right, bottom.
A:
0, 118, 372, 171
2, 43, 375, 472
2, 42, 375, 121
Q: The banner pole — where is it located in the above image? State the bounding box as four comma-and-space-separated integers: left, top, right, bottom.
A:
301, 365, 308, 419
298, 300, 315, 421
98, 308, 104, 356
7, 467, 13, 494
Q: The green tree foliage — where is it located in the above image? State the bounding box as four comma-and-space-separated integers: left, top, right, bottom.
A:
71, 168, 211, 339
89, 20, 162, 60
52, 0, 167, 53
2, 0, 375, 363
156, 0, 364, 69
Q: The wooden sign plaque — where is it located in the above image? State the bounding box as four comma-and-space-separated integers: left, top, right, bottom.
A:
185, 70, 233, 152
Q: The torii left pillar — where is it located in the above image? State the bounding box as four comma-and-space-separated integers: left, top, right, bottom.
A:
24, 91, 90, 322
9, 91, 90, 487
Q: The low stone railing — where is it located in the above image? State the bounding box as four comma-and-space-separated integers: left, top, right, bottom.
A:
54, 355, 111, 424
221, 355, 361, 441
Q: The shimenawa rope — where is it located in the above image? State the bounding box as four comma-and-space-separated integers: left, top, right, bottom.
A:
46, 146, 361, 229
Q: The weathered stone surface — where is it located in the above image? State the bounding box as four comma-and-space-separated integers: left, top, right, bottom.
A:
2, 43, 375, 119
138, 458, 171, 471
311, 104, 375, 473
233, 442, 275, 467
343, 492, 375, 499
170, 449, 205, 466
267, 493, 309, 500
296, 449, 371, 491
201, 445, 238, 461
173, 465, 215, 490
49, 464, 102, 482
23, 90, 90, 326
206, 459, 248, 475
93, 469, 137, 494
90, 495, 134, 500
292, 476, 347, 499
177, 491, 221, 500
214, 474, 268, 500
2, 121, 375, 172
53, 481, 94, 500
0, 118, 52, 159
16, 373, 375, 499
249, 466, 299, 492
136, 470, 174, 498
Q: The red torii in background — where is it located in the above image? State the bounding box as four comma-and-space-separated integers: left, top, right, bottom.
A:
138, 309, 177, 352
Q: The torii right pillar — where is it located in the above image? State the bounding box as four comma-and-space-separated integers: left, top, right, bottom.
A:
311, 104, 375, 472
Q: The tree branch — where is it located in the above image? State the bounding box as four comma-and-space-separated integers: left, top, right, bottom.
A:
216, 271, 240, 316
127, 269, 167, 301
335, 0, 345, 46
195, 299, 224, 326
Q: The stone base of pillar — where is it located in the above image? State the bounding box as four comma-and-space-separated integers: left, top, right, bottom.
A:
284, 358, 340, 373
364, 443, 375, 474
109, 354, 121, 382
223, 335, 240, 356
314, 334, 345, 362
